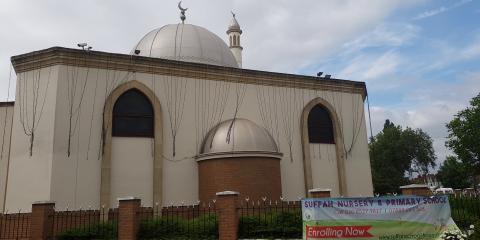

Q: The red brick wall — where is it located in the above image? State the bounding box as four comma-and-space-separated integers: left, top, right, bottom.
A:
216, 193, 239, 240
401, 187, 432, 196
30, 203, 54, 240
198, 157, 282, 203
310, 190, 331, 198
118, 198, 141, 240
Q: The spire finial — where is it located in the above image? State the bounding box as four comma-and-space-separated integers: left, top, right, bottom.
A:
178, 1, 188, 23
231, 11, 236, 18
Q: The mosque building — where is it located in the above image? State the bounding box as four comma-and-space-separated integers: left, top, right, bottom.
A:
0, 5, 373, 211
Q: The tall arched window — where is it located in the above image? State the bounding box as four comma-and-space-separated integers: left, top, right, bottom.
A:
112, 89, 154, 137
308, 104, 334, 144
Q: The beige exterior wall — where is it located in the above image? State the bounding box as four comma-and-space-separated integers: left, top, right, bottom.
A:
110, 137, 153, 207
4, 61, 373, 210
333, 93, 373, 197
0, 104, 14, 212
310, 144, 339, 196
5, 66, 60, 211
50, 66, 104, 210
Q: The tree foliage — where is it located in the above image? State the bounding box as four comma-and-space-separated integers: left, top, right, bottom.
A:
446, 93, 480, 176
436, 156, 471, 189
370, 120, 437, 194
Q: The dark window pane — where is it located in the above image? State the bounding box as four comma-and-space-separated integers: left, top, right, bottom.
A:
112, 89, 154, 137
308, 104, 334, 144
113, 90, 153, 116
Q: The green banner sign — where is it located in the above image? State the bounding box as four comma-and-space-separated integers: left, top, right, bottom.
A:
302, 195, 457, 240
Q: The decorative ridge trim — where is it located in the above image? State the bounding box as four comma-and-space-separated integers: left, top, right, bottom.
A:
11, 47, 367, 98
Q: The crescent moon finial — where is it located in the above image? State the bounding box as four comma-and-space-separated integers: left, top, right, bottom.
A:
178, 1, 188, 23
178, 1, 188, 11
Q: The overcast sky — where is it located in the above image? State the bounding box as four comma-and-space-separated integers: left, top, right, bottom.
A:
1, 0, 479, 167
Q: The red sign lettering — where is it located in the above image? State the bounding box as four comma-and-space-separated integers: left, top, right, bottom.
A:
306, 226, 373, 239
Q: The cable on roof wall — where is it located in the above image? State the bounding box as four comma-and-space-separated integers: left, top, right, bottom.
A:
1, 64, 13, 160
99, 53, 134, 160
226, 67, 247, 147
256, 80, 281, 152
86, 68, 100, 161
17, 54, 52, 156
194, 65, 230, 154
278, 76, 303, 162
346, 93, 365, 156
66, 53, 90, 157
150, 25, 189, 159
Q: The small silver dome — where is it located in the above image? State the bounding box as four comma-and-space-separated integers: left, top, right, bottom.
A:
133, 24, 238, 68
198, 118, 281, 160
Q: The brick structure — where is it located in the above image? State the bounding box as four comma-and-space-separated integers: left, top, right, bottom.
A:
30, 201, 55, 240
216, 191, 239, 240
308, 188, 331, 198
198, 157, 282, 203
118, 197, 141, 240
400, 184, 432, 196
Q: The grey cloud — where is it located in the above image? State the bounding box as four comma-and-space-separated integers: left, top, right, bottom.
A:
368, 73, 480, 165
0, 0, 423, 99
2, 0, 475, 170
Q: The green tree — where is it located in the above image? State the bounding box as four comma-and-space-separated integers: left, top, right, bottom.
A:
436, 156, 471, 189
446, 93, 480, 187
370, 120, 437, 194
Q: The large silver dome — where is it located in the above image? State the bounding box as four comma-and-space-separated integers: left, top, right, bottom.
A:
197, 118, 281, 160
132, 24, 239, 68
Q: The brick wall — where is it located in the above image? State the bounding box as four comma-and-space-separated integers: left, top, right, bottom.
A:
118, 198, 140, 240
198, 157, 282, 203
401, 186, 432, 196
216, 191, 239, 240
309, 188, 331, 198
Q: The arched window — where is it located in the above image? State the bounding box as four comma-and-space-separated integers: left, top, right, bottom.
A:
230, 36, 232, 46
237, 36, 240, 46
233, 35, 237, 46
308, 104, 334, 144
112, 89, 154, 137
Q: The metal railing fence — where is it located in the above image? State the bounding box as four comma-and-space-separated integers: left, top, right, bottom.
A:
238, 200, 302, 239
138, 203, 218, 239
